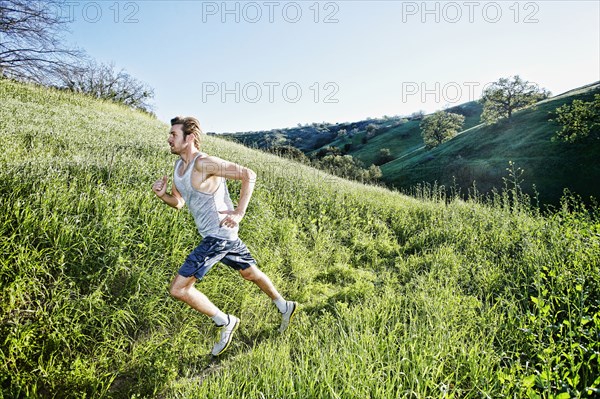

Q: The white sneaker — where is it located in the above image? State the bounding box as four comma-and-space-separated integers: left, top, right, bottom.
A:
279, 301, 297, 332
211, 315, 240, 356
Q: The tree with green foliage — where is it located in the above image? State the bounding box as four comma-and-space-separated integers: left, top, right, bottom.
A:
366, 123, 378, 138
409, 111, 425, 121
315, 154, 381, 183
420, 111, 465, 149
376, 148, 393, 165
336, 129, 347, 138
552, 94, 600, 143
481, 75, 550, 124
315, 146, 343, 158
268, 145, 309, 163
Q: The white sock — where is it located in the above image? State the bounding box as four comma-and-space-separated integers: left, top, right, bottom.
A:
211, 310, 228, 326
273, 296, 287, 313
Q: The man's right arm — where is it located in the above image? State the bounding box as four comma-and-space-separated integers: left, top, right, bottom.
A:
152, 175, 184, 210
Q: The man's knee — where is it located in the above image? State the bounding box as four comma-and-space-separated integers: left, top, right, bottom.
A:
240, 265, 261, 281
170, 277, 193, 300
169, 284, 186, 300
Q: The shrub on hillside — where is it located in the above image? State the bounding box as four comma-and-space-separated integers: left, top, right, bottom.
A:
552, 94, 600, 143
267, 145, 309, 164
314, 146, 343, 158
375, 148, 394, 165
313, 154, 381, 183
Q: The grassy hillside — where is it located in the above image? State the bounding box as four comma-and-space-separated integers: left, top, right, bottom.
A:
382, 83, 600, 206
1, 78, 599, 398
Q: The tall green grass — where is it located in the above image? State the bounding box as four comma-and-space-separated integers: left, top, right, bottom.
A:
1, 79, 598, 398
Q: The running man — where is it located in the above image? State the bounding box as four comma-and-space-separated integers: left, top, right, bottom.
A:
152, 116, 297, 356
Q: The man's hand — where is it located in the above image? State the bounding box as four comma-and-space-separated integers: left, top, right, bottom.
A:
219, 210, 244, 228
152, 175, 168, 198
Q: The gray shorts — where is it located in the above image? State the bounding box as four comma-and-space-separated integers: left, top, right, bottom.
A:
178, 236, 256, 280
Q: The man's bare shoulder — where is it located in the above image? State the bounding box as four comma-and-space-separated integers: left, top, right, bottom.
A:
194, 154, 230, 173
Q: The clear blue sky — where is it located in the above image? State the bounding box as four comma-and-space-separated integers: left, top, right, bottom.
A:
63, 1, 600, 133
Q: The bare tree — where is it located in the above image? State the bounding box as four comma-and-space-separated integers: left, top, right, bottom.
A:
1, 1, 154, 113
58, 60, 155, 113
0, 0, 84, 83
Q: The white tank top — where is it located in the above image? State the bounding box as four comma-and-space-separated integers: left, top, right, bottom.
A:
173, 153, 238, 240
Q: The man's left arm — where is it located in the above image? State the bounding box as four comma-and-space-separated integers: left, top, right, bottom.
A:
200, 156, 257, 227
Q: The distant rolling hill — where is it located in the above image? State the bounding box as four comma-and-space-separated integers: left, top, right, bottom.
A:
316, 101, 483, 167
381, 82, 600, 206
221, 82, 600, 206
218, 102, 483, 165
217, 117, 392, 153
